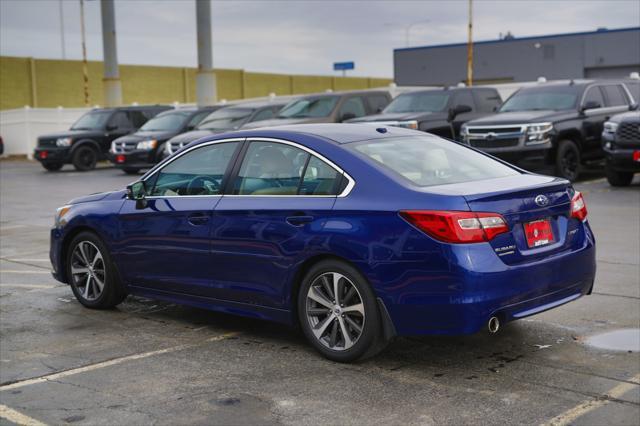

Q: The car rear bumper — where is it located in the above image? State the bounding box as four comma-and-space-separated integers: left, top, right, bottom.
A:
108, 150, 156, 169
379, 222, 596, 336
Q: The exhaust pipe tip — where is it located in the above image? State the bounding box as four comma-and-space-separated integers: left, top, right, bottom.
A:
488, 316, 500, 334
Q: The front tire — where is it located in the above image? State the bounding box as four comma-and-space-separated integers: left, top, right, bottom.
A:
555, 139, 581, 181
605, 165, 634, 186
66, 232, 126, 309
72, 146, 98, 171
297, 260, 384, 362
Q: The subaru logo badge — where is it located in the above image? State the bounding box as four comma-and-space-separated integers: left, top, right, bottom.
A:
534, 195, 549, 207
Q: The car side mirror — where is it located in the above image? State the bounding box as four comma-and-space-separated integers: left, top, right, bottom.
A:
448, 104, 472, 122
581, 100, 601, 112
126, 181, 147, 208
629, 103, 639, 111
340, 112, 356, 122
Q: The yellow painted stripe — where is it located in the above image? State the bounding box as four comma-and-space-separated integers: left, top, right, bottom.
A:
544, 374, 640, 426
0, 404, 47, 426
0, 332, 239, 392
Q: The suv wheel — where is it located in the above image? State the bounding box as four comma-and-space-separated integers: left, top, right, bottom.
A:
66, 232, 126, 309
298, 260, 386, 362
42, 162, 63, 172
555, 139, 581, 181
605, 164, 634, 186
72, 146, 98, 171
122, 168, 140, 175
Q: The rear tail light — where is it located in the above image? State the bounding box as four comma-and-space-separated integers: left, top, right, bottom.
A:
399, 210, 509, 243
570, 191, 587, 221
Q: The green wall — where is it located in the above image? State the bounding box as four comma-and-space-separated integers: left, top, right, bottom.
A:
0, 56, 391, 110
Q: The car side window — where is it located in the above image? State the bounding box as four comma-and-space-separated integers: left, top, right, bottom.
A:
624, 82, 640, 104
149, 142, 240, 196
251, 108, 276, 122
233, 141, 342, 196
583, 86, 605, 108
338, 97, 367, 121
473, 90, 502, 112
602, 85, 628, 107
367, 94, 390, 113
109, 111, 133, 129
453, 91, 475, 111
186, 111, 211, 129
129, 111, 149, 128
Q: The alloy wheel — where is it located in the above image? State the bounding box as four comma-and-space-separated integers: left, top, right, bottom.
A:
70, 241, 106, 301
305, 272, 365, 351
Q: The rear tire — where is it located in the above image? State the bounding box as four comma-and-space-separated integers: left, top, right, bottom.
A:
123, 168, 140, 175
66, 231, 126, 309
555, 139, 581, 181
605, 165, 634, 186
42, 162, 63, 171
297, 260, 385, 362
72, 146, 98, 171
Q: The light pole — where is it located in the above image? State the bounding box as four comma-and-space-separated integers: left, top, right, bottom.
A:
404, 20, 431, 47
101, 0, 122, 106
196, 0, 217, 106
466, 0, 473, 86
59, 0, 66, 59
79, 0, 90, 106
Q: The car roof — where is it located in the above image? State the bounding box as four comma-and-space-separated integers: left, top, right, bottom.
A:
89, 105, 171, 113
220, 123, 421, 144
223, 100, 289, 109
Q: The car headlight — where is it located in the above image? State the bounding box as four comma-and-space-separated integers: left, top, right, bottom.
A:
56, 137, 73, 147
136, 139, 158, 150
603, 121, 618, 134
394, 120, 418, 130
54, 205, 72, 227
525, 122, 553, 144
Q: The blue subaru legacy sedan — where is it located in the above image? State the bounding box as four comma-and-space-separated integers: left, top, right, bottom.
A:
50, 124, 596, 362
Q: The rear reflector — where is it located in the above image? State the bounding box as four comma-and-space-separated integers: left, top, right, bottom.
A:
39, 151, 48, 159
633, 150, 640, 162
116, 155, 126, 163
570, 191, 587, 221
399, 210, 509, 243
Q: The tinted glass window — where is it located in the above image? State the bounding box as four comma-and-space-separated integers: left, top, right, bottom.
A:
70, 111, 112, 130
499, 87, 578, 112
602, 85, 628, 106
139, 112, 189, 131
197, 108, 253, 131
300, 156, 341, 195
129, 111, 149, 128
187, 111, 213, 129
109, 111, 133, 129
384, 92, 450, 113
352, 135, 519, 187
338, 97, 367, 120
234, 142, 309, 195
583, 87, 605, 108
278, 97, 339, 118
149, 142, 240, 196
453, 91, 475, 110
624, 82, 640, 103
367, 94, 390, 113
252, 108, 276, 122
473, 90, 502, 112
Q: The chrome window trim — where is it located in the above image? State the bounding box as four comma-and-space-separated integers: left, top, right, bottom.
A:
138, 136, 355, 199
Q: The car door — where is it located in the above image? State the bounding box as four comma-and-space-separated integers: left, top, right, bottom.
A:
580, 85, 608, 153
449, 90, 480, 138
210, 139, 346, 308
115, 139, 243, 295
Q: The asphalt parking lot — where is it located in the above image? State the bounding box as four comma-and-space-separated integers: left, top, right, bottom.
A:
0, 160, 638, 426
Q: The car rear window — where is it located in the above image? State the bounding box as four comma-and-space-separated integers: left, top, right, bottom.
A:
352, 135, 519, 187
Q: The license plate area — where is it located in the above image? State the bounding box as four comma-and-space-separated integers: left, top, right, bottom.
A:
523, 219, 554, 248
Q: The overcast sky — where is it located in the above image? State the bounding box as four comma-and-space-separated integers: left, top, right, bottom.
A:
1, 0, 639, 78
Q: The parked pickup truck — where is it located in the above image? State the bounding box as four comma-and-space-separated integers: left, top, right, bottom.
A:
602, 111, 640, 186
348, 86, 502, 140
460, 80, 637, 181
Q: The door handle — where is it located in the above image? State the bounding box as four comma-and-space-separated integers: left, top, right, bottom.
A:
286, 214, 314, 227
187, 213, 209, 226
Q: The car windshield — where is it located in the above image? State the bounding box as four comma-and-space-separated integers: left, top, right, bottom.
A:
352, 135, 519, 187
197, 108, 253, 131
384, 92, 450, 113
499, 88, 578, 112
139, 112, 189, 131
70, 111, 112, 130
278, 97, 339, 118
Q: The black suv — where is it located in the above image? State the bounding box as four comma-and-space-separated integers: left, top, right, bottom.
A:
108, 106, 222, 174
602, 111, 640, 186
35, 105, 171, 172
461, 80, 636, 181
348, 87, 502, 139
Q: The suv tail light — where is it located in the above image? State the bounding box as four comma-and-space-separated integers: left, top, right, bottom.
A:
570, 191, 587, 221
399, 210, 509, 243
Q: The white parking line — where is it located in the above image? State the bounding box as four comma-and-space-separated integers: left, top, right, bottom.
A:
544, 373, 640, 426
0, 332, 240, 392
0, 270, 51, 274
2, 259, 50, 262
0, 283, 58, 289
0, 404, 47, 426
